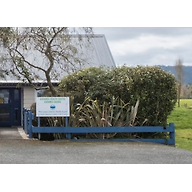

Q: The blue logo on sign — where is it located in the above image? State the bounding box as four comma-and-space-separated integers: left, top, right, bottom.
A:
50, 105, 56, 109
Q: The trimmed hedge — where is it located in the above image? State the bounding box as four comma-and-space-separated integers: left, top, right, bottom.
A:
59, 67, 111, 104
110, 66, 177, 126
59, 66, 177, 126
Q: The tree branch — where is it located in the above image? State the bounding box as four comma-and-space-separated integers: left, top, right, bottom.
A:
13, 48, 46, 73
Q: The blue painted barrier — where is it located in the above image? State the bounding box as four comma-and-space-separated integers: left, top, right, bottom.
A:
23, 108, 34, 135
23, 109, 175, 145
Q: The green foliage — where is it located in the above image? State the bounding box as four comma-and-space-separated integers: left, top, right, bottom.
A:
0, 27, 93, 96
0, 27, 13, 46
59, 67, 112, 104
71, 97, 139, 139
167, 99, 192, 129
74, 97, 139, 127
168, 99, 192, 151
113, 66, 177, 126
30, 97, 139, 139
59, 66, 177, 126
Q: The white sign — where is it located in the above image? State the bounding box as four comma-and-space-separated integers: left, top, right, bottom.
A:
36, 97, 70, 117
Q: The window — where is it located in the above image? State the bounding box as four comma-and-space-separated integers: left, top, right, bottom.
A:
0, 89, 9, 104
14, 89, 19, 101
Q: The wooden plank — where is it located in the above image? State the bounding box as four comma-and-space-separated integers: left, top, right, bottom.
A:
32, 125, 174, 134
30, 120, 175, 145
54, 138, 175, 145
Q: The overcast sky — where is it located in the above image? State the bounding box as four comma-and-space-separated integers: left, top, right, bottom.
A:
93, 27, 192, 67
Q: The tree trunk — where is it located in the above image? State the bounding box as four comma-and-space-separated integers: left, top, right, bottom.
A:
45, 72, 57, 97
177, 83, 181, 107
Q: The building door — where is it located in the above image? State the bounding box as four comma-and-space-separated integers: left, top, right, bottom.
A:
0, 88, 21, 127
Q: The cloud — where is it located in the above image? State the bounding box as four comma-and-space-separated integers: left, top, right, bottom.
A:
94, 27, 192, 40
109, 34, 192, 56
94, 27, 192, 66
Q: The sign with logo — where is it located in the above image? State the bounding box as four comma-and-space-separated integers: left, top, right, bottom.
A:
36, 97, 70, 117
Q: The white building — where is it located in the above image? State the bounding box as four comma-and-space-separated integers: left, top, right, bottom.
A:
0, 34, 116, 126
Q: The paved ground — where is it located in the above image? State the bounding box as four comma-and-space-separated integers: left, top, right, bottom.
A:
0, 127, 27, 140
0, 127, 192, 164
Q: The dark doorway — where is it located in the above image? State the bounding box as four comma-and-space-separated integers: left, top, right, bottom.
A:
0, 88, 21, 127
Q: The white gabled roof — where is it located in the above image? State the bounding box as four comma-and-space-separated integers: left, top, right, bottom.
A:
87, 34, 116, 68
61, 34, 116, 70
1, 34, 116, 83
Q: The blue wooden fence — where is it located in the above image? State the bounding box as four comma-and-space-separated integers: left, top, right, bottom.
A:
23, 109, 175, 145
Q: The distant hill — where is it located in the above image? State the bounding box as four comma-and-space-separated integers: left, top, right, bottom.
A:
159, 65, 192, 85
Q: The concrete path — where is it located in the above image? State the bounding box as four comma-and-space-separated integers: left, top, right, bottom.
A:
0, 127, 28, 140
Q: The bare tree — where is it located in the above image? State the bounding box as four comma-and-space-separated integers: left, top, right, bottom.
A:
0, 27, 13, 78
0, 27, 93, 96
181, 84, 192, 99
174, 58, 184, 107
0, 27, 12, 47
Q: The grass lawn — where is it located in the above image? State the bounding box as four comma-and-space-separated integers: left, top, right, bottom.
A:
167, 99, 192, 151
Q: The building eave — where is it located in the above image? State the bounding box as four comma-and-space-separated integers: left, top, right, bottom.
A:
0, 80, 59, 87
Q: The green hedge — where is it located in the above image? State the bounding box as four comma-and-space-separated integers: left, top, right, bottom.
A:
59, 66, 177, 126
110, 66, 177, 126
59, 67, 111, 104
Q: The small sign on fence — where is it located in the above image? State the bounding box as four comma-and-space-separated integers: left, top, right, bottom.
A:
36, 97, 70, 117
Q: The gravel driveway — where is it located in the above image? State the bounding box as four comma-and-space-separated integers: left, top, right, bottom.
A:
0, 127, 192, 164
0, 139, 192, 164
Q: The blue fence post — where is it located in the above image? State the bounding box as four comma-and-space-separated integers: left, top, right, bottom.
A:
65, 117, 71, 140
26, 110, 29, 137
169, 123, 175, 146
38, 117, 40, 127
65, 117, 68, 127
28, 111, 33, 139
23, 108, 25, 131
27, 110, 30, 134
23, 108, 27, 134
23, 109, 26, 133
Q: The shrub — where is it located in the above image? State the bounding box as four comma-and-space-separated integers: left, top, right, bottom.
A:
72, 97, 139, 139
59, 66, 177, 126
30, 97, 139, 140
59, 67, 112, 104
110, 66, 177, 126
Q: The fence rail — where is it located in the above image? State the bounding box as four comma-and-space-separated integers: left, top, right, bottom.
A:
23, 109, 175, 145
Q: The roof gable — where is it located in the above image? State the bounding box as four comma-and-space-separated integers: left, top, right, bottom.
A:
1, 34, 116, 83
85, 34, 116, 68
